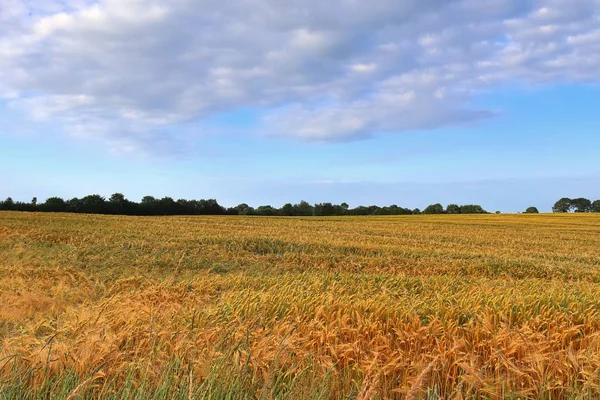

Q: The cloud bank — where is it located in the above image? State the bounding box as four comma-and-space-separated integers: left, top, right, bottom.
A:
1, 0, 599, 152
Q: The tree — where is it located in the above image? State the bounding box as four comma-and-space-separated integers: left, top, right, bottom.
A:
235, 203, 254, 215
313, 203, 336, 216
80, 194, 107, 214
108, 193, 133, 214
280, 203, 294, 216
459, 205, 487, 214
158, 197, 178, 215
293, 201, 313, 216
31, 197, 37, 207
140, 196, 159, 215
350, 206, 369, 216
42, 197, 67, 212
524, 207, 539, 214
196, 199, 225, 215
592, 200, 600, 213
552, 198, 572, 213
423, 203, 445, 214
66, 198, 83, 213
334, 202, 350, 216
256, 205, 276, 216
1, 197, 15, 211
571, 198, 592, 213
446, 204, 461, 214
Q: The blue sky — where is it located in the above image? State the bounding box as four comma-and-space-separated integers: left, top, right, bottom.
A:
1, 0, 599, 212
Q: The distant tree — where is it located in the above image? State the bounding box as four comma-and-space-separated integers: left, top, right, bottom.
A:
552, 198, 572, 213
140, 196, 159, 215
66, 198, 83, 213
366, 205, 382, 215
334, 202, 350, 216
175, 199, 194, 215
524, 207, 539, 214
293, 201, 313, 216
395, 206, 413, 215
108, 193, 133, 214
235, 203, 254, 215
313, 203, 336, 216
13, 200, 32, 212
80, 194, 107, 214
1, 197, 15, 211
350, 206, 369, 216
423, 203, 445, 214
571, 198, 592, 213
158, 197, 178, 215
459, 205, 487, 214
386, 205, 399, 215
446, 204, 461, 214
141, 196, 157, 204
412, 208, 421, 215
592, 200, 600, 213
197, 199, 225, 215
224, 207, 239, 215
256, 205, 276, 216
495, 211, 501, 214
42, 197, 67, 212
280, 203, 294, 216
31, 197, 37, 207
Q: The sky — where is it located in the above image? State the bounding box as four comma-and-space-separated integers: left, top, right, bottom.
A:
1, 0, 599, 212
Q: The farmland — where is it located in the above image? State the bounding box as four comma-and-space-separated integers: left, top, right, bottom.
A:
1, 212, 600, 399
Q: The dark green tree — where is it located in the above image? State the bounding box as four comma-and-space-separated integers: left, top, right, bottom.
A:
66, 198, 83, 213
313, 203, 336, 216
42, 197, 67, 212
280, 203, 294, 216
256, 205, 276, 216
423, 203, 445, 214
196, 199, 225, 215
2, 197, 15, 211
459, 205, 487, 214
592, 200, 600, 213
80, 195, 107, 214
293, 201, 313, 216
158, 197, 178, 215
140, 196, 159, 215
552, 198, 572, 213
524, 207, 539, 214
108, 193, 132, 214
446, 204, 461, 214
235, 203, 254, 215
571, 198, 592, 213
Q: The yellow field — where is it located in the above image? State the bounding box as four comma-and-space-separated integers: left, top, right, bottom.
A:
1, 212, 600, 399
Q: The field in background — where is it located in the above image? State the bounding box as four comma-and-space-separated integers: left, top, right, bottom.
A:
1, 212, 600, 399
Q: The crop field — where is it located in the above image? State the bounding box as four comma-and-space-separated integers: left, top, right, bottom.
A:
1, 212, 600, 399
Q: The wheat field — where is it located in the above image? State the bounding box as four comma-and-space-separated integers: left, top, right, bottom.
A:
1, 212, 600, 399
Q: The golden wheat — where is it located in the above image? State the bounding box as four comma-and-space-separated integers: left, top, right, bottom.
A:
1, 212, 600, 399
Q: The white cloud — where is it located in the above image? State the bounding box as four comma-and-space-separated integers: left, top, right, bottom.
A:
351, 63, 378, 73
0, 0, 599, 153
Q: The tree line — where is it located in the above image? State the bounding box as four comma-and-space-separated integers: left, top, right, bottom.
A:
0, 194, 491, 216
552, 197, 600, 213
1, 194, 598, 216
